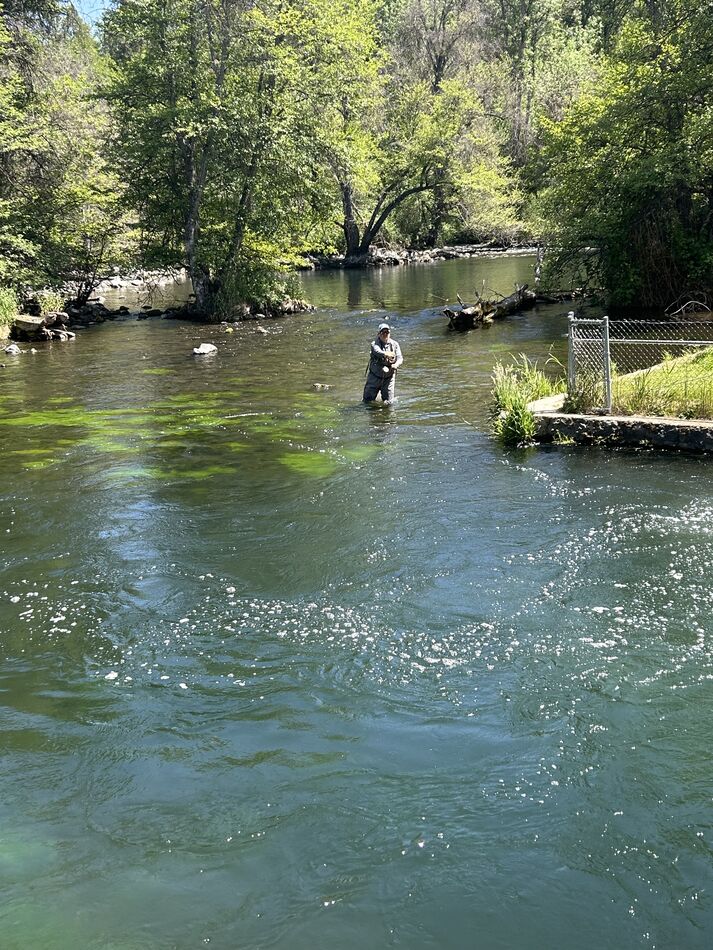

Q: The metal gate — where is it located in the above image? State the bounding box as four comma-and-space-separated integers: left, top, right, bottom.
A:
567, 314, 612, 412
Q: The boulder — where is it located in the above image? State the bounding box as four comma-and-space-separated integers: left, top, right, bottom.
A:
193, 342, 218, 356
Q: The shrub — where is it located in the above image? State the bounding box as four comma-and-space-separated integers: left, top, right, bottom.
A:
34, 289, 66, 315
211, 251, 304, 323
0, 286, 19, 332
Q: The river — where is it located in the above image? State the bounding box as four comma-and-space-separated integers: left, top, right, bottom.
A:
1, 256, 712, 949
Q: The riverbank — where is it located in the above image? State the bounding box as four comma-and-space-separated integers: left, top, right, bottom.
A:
6, 292, 313, 340
305, 242, 539, 270
10, 246, 541, 339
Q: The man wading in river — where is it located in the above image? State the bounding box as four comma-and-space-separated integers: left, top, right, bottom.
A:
363, 322, 403, 404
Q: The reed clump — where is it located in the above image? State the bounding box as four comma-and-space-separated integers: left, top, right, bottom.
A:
491, 354, 563, 446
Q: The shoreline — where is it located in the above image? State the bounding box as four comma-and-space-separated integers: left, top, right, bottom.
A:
303, 243, 539, 270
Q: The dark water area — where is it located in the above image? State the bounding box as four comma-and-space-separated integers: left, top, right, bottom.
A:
1, 256, 713, 949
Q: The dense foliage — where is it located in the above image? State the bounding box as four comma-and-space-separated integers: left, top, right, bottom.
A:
539, 0, 713, 308
0, 1, 127, 303
0, 0, 710, 315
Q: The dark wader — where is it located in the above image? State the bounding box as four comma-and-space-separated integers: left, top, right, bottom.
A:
363, 368, 396, 403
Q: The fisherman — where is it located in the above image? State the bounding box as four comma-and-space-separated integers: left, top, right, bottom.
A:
363, 322, 403, 404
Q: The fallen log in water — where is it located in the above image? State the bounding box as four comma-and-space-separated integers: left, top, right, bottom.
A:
443, 284, 537, 330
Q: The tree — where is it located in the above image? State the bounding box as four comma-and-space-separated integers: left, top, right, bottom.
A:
103, 0, 345, 316
393, 0, 483, 93
330, 80, 469, 259
0, 1, 125, 301
540, 0, 713, 308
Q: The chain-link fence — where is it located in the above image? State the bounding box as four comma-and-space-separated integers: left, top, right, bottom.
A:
568, 315, 713, 418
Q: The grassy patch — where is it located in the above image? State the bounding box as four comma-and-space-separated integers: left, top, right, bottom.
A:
611, 348, 713, 419
562, 371, 604, 414
491, 355, 564, 446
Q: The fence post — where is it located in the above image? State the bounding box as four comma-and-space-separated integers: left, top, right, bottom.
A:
602, 315, 612, 413
567, 311, 575, 389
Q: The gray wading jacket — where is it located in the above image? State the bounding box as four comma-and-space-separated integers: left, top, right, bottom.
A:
368, 336, 403, 378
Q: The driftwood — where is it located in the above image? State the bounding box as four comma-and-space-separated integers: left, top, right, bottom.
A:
444, 284, 537, 330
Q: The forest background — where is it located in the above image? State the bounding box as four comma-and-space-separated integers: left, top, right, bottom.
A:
0, 0, 711, 323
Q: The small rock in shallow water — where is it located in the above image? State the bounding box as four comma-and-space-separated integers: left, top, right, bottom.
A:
4, 343, 21, 355
193, 342, 218, 355
256, 325, 268, 335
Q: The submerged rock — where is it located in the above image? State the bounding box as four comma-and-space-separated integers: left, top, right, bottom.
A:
193, 342, 218, 356
4, 343, 21, 355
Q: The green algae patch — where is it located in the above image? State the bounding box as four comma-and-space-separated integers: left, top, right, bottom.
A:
0, 831, 60, 880
102, 466, 164, 482
278, 451, 339, 477
0, 408, 95, 428
340, 444, 381, 463
157, 464, 236, 480
24, 457, 59, 470
141, 368, 174, 376
83, 438, 142, 455
154, 438, 188, 449
225, 441, 248, 452
8, 447, 58, 457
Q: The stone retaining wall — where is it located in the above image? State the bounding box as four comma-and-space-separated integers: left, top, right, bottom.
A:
529, 395, 713, 453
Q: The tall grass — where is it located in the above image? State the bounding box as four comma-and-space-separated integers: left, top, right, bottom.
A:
562, 370, 604, 414
612, 348, 713, 419
491, 354, 564, 445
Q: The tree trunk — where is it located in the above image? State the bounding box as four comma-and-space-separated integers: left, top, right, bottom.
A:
341, 181, 361, 256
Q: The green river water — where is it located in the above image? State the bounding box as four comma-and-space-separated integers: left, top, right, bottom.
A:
1, 256, 713, 949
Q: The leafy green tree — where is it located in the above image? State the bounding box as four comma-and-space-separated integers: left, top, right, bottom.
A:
330, 77, 474, 258
384, 0, 521, 247
540, 0, 713, 308
103, 0, 346, 316
0, 2, 125, 301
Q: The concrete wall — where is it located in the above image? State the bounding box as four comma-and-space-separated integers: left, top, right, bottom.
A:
528, 396, 713, 453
